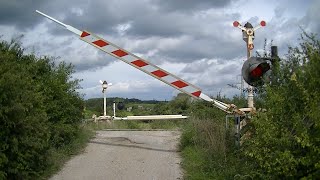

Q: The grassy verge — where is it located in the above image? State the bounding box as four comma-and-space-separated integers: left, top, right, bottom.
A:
180, 117, 248, 179
40, 126, 95, 179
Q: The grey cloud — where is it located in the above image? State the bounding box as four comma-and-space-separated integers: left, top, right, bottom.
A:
0, 0, 45, 29
22, 32, 116, 72
156, 37, 245, 62
219, 63, 240, 74
43, 0, 241, 39
179, 57, 242, 96
59, 0, 155, 36
58, 48, 117, 72
302, 0, 320, 35
0, 0, 121, 34
182, 59, 241, 75
259, 0, 319, 57
181, 59, 211, 73
153, 0, 235, 12
0, 0, 80, 30
11, 0, 247, 65
70, 56, 116, 72
274, 6, 286, 18
256, 17, 306, 57
127, 13, 189, 37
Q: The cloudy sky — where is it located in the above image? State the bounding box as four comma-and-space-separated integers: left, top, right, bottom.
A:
0, 0, 318, 100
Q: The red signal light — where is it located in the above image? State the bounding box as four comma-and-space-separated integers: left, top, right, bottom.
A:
260, 20, 266, 27
250, 66, 263, 78
233, 21, 240, 27
242, 57, 271, 86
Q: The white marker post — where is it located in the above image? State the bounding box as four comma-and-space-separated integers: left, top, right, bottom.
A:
100, 80, 112, 118
113, 101, 116, 118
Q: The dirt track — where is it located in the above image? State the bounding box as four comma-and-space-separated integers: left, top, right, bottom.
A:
50, 130, 182, 180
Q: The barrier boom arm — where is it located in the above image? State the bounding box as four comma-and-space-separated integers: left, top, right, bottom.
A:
36, 10, 243, 115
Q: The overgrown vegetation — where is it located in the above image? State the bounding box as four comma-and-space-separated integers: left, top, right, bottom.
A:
241, 32, 320, 178
0, 38, 93, 179
179, 32, 320, 179
179, 96, 247, 179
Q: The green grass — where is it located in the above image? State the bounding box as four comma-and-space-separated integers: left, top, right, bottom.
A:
181, 146, 209, 180
179, 117, 247, 180
83, 109, 100, 119
126, 103, 155, 107
40, 126, 95, 179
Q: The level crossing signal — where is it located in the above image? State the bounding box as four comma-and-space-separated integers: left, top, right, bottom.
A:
241, 57, 270, 86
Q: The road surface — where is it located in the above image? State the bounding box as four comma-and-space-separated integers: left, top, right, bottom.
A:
50, 130, 182, 180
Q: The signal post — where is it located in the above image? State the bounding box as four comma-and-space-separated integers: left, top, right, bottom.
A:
233, 20, 268, 144
233, 20, 266, 112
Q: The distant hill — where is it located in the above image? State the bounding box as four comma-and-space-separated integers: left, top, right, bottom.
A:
84, 97, 167, 116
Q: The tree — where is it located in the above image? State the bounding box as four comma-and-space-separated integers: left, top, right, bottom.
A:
32, 58, 84, 148
242, 32, 320, 178
0, 38, 84, 179
0, 39, 50, 178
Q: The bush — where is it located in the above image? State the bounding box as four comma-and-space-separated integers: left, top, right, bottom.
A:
242, 33, 320, 178
180, 103, 243, 179
180, 33, 320, 179
0, 38, 85, 179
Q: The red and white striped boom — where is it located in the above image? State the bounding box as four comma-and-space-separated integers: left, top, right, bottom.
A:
36, 10, 243, 114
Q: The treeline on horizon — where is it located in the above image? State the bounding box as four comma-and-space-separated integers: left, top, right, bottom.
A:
86, 97, 166, 106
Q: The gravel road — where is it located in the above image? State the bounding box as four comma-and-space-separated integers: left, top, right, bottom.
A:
50, 130, 182, 180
